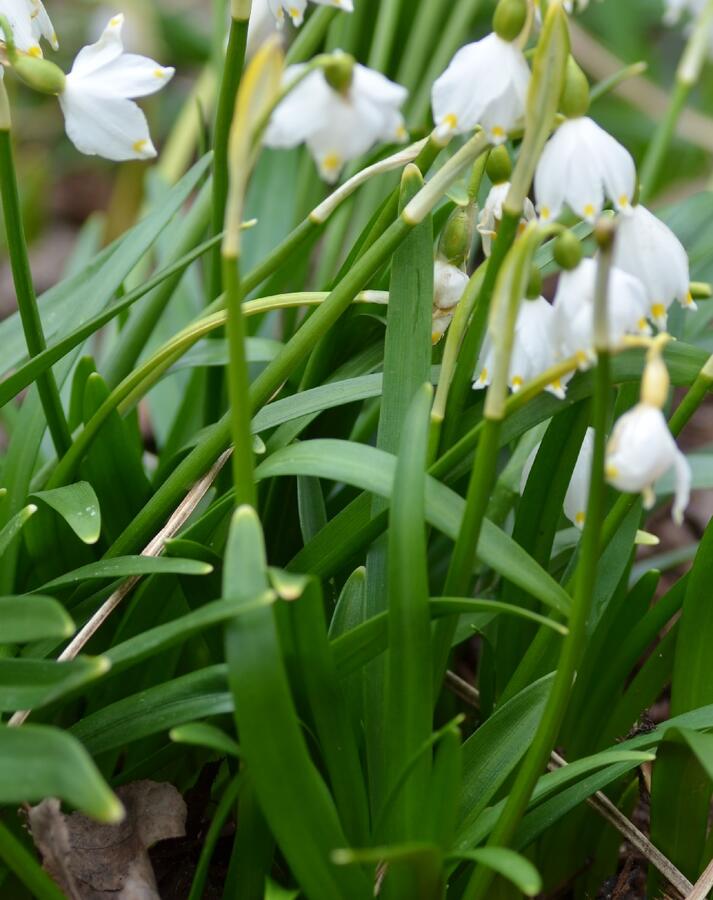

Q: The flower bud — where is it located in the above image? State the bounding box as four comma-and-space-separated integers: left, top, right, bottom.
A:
493, 0, 528, 42
11, 54, 66, 95
486, 145, 512, 185
641, 344, 671, 409
594, 216, 616, 252
324, 52, 355, 95
559, 55, 590, 118
438, 205, 475, 268
526, 266, 542, 300
553, 229, 583, 270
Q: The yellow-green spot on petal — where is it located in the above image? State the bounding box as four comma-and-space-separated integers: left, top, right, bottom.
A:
605, 463, 619, 480
540, 206, 551, 221
133, 139, 149, 154
618, 194, 630, 208
583, 203, 595, 219
511, 375, 523, 390
652, 303, 666, 321
322, 152, 342, 174
491, 125, 506, 140
575, 511, 585, 526
28, 45, 43, 58
444, 113, 458, 130
110, 15, 122, 27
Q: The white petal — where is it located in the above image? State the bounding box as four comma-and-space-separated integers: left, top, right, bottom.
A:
29, 0, 57, 49
78, 53, 174, 99
0, 0, 43, 54
564, 428, 594, 528
434, 260, 469, 310
606, 404, 679, 495
264, 67, 331, 148
59, 84, 156, 161
672, 449, 691, 524
70, 14, 125, 78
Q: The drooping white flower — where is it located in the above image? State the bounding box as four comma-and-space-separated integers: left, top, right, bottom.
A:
475, 296, 564, 396
57, 15, 174, 161
431, 33, 531, 144
606, 403, 691, 523
535, 117, 636, 222
552, 258, 649, 367
267, 0, 353, 28
431, 259, 469, 344
613, 204, 695, 329
478, 181, 536, 256
521, 427, 594, 528
265, 58, 407, 182
0, 0, 57, 56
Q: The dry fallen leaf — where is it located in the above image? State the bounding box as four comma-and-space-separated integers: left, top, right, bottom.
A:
28, 780, 187, 900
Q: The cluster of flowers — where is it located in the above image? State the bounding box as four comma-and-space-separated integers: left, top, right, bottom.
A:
0, 0, 696, 523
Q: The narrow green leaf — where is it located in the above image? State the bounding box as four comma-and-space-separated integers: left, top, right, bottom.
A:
30, 482, 101, 545
38, 556, 213, 592
0, 657, 109, 711
0, 595, 74, 642
449, 849, 542, 897
0, 724, 122, 822
0, 504, 37, 559
169, 722, 241, 758
0, 819, 66, 900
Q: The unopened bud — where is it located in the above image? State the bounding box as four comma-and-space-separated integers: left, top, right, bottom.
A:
560, 56, 590, 119
11, 54, 66, 95
324, 52, 355, 95
641, 348, 670, 409
493, 0, 528, 42
434, 259, 469, 311
486, 145, 512, 185
438, 205, 475, 267
526, 266, 542, 299
553, 229, 583, 270
594, 216, 616, 252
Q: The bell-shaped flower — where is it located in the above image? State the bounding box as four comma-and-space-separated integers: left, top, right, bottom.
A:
478, 181, 536, 256
265, 58, 407, 182
267, 0, 353, 28
58, 15, 175, 162
552, 258, 649, 367
535, 117, 636, 222
431, 33, 530, 144
613, 203, 694, 329
0, 0, 57, 56
431, 259, 469, 344
57, 15, 174, 161
522, 427, 594, 528
475, 296, 564, 397
606, 403, 691, 523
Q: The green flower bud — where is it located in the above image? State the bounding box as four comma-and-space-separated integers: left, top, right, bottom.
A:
526, 266, 542, 300
493, 0, 528, 42
486, 145, 512, 185
559, 56, 590, 119
324, 52, 355, 95
554, 229, 583, 270
438, 205, 475, 267
11, 55, 66, 95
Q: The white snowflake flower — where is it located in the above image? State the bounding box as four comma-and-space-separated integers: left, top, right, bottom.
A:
606, 403, 691, 523
474, 296, 563, 396
0, 0, 57, 56
431, 33, 531, 144
521, 427, 595, 528
535, 117, 636, 222
267, 0, 353, 28
265, 57, 407, 182
552, 258, 649, 367
478, 181, 536, 256
57, 15, 174, 161
613, 203, 694, 330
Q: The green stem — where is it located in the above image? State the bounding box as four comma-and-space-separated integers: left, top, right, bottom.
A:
0, 820, 65, 900
0, 130, 70, 456
210, 16, 250, 300
463, 233, 616, 900
441, 210, 520, 449
367, 0, 403, 73
286, 6, 338, 64
187, 773, 243, 900
224, 253, 257, 506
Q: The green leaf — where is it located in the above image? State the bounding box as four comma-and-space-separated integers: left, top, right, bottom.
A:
0, 657, 109, 711
0, 819, 66, 900
256, 440, 571, 615
38, 556, 213, 592
30, 482, 101, 545
0, 504, 37, 559
449, 848, 542, 897
0, 595, 74, 642
0, 724, 122, 822
223, 507, 369, 900
169, 722, 241, 758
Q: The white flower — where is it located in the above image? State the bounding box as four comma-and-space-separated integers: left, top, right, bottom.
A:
434, 259, 469, 311
268, 0, 353, 28
432, 309, 455, 344
478, 181, 536, 256
431, 33, 531, 144
265, 58, 407, 182
57, 15, 174, 161
0, 0, 57, 56
613, 204, 694, 329
522, 427, 594, 528
535, 117, 636, 222
552, 258, 649, 367
475, 296, 564, 396
606, 403, 691, 523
